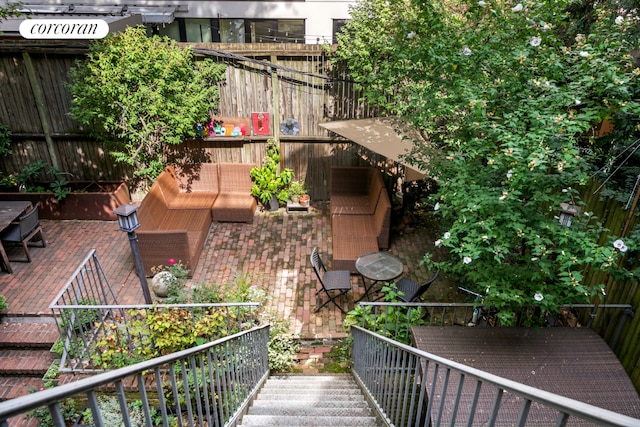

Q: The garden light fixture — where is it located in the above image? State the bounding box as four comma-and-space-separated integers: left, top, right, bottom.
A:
113, 204, 152, 304
559, 203, 579, 227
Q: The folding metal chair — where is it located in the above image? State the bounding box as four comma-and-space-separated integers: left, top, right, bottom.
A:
395, 269, 440, 302
310, 248, 352, 313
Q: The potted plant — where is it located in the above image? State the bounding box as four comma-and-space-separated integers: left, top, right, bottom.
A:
288, 180, 307, 204
250, 139, 294, 211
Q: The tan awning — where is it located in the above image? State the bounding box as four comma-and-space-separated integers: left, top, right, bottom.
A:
320, 118, 426, 181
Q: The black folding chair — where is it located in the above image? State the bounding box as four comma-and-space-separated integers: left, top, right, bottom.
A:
310, 248, 352, 313
395, 269, 440, 302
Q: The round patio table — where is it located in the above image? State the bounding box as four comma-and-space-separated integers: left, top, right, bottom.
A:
355, 251, 404, 301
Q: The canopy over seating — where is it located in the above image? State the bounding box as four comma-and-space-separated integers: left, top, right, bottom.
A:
320, 118, 428, 181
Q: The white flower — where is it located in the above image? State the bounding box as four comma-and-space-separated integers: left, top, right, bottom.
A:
579, 51, 590, 58
506, 169, 513, 179
482, 235, 488, 241
615, 16, 624, 25
562, 188, 569, 193
575, 99, 582, 105
407, 31, 415, 39
531, 257, 538, 261
478, 0, 487, 6
601, 288, 607, 296
541, 21, 551, 31
434, 202, 440, 211
435, 239, 443, 247
619, 244, 628, 253
462, 46, 473, 56
613, 239, 625, 249
463, 256, 472, 264
530, 36, 542, 47
512, 3, 523, 12
443, 232, 451, 239
534, 293, 544, 301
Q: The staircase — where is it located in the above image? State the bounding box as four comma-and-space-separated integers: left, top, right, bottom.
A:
0, 318, 58, 401
238, 374, 379, 426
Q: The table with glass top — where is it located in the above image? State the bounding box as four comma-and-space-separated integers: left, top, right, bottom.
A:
355, 251, 404, 301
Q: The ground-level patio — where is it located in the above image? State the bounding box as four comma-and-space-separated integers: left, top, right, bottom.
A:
0, 201, 452, 340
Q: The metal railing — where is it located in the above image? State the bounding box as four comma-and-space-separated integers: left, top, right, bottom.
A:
51, 302, 261, 373
356, 302, 634, 349
0, 325, 270, 427
351, 325, 639, 427
50, 249, 261, 372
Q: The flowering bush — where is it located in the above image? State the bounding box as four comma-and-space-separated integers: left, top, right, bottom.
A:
333, 0, 639, 323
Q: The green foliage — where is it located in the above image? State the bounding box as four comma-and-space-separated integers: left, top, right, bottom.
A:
0, 123, 11, 157
345, 284, 428, 344
264, 313, 300, 372
287, 180, 307, 198
27, 388, 78, 427
250, 139, 294, 205
67, 26, 226, 184
0, 3, 22, 21
80, 396, 151, 427
0, 295, 7, 312
59, 298, 100, 332
333, 0, 640, 323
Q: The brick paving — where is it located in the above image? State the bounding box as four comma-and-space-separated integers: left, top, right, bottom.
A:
1, 201, 437, 339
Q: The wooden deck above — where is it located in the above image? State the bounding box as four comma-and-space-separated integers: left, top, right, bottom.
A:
411, 326, 640, 426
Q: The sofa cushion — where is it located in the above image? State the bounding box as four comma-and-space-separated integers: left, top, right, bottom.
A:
175, 163, 219, 193
218, 163, 255, 192
138, 185, 167, 231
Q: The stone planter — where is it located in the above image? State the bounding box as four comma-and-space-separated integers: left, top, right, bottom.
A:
0, 181, 130, 220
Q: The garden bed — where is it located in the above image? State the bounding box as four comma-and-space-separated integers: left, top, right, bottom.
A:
0, 181, 130, 220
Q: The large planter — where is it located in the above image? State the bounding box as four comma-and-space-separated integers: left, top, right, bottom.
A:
0, 181, 130, 220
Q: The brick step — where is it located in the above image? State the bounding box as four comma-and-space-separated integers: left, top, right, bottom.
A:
0, 319, 59, 349
0, 349, 56, 376
0, 376, 44, 402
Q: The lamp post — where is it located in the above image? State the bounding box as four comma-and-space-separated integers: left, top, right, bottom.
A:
113, 204, 153, 304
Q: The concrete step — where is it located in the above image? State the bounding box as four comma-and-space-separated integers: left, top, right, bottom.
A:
238, 415, 378, 426
238, 374, 379, 427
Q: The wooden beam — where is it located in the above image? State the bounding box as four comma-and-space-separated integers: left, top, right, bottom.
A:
22, 51, 60, 170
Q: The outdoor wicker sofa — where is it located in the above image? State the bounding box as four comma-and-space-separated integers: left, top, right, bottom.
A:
330, 167, 391, 272
136, 163, 256, 276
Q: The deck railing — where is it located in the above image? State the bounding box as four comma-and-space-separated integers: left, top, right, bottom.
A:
351, 325, 639, 427
0, 325, 270, 427
356, 302, 634, 349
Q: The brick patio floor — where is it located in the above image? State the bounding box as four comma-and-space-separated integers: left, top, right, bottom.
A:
0, 202, 438, 339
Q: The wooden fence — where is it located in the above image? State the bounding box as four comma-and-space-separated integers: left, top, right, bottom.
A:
0, 40, 639, 391
0, 41, 378, 183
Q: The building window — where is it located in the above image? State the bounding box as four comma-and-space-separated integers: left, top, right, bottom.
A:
332, 19, 347, 44
151, 18, 304, 43
220, 19, 245, 43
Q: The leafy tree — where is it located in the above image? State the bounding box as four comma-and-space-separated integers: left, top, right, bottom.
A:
68, 26, 226, 183
0, 2, 21, 21
333, 0, 639, 324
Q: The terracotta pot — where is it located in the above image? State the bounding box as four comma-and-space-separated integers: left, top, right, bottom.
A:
299, 194, 310, 207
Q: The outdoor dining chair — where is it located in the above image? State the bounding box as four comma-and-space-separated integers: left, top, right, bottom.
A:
310, 247, 352, 313
395, 269, 440, 303
0, 205, 47, 263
